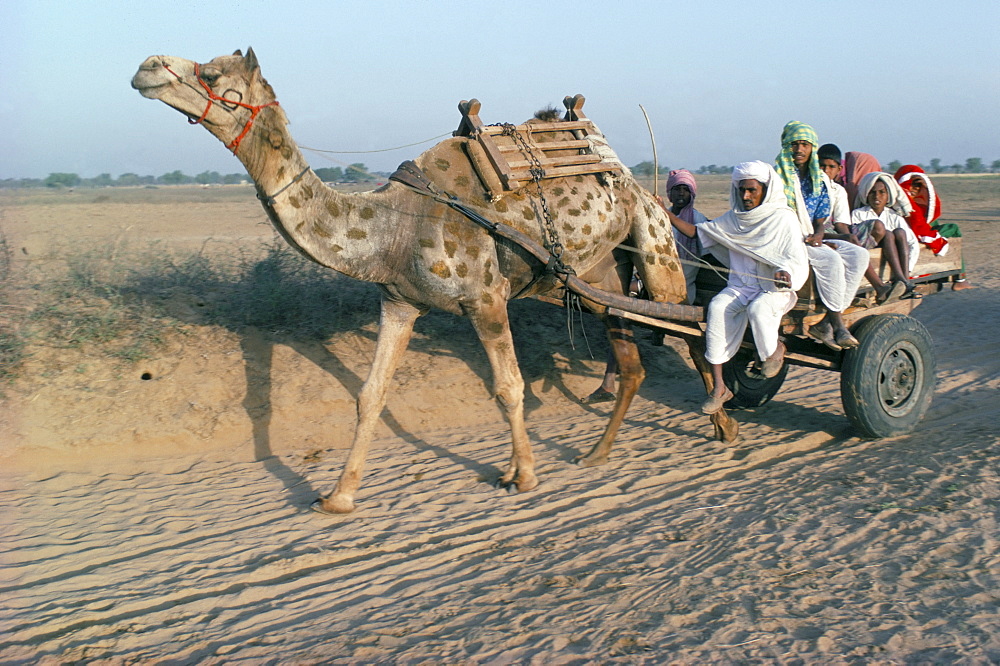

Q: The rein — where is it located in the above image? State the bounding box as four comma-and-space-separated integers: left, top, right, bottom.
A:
164, 63, 279, 155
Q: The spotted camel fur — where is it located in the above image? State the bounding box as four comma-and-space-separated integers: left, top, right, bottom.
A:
132, 48, 739, 513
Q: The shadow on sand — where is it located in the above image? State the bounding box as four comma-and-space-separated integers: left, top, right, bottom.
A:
121, 242, 705, 505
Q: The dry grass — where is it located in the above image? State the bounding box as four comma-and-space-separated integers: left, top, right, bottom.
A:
0, 232, 380, 390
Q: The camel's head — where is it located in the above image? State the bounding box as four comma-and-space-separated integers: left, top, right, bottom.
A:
131, 48, 284, 154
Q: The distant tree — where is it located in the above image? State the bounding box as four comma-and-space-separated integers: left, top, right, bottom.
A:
991, 159, 1000, 173
950, 163, 962, 174
117, 173, 142, 187
0, 178, 43, 189
342, 163, 372, 182
887, 160, 902, 174
315, 167, 344, 182
88, 173, 114, 187
44, 173, 81, 188
965, 157, 984, 174
223, 173, 246, 184
159, 170, 192, 185
929, 158, 942, 173
632, 161, 655, 177
195, 170, 222, 185
696, 165, 732, 175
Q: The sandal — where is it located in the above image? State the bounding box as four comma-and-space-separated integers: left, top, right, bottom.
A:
583, 388, 616, 404
760, 341, 786, 378
701, 387, 734, 414
807, 322, 841, 351
834, 329, 859, 349
876, 281, 907, 304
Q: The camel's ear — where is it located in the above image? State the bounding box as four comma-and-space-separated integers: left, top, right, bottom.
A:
232, 49, 243, 57
244, 47, 259, 72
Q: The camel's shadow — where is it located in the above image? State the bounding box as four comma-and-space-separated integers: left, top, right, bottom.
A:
123, 243, 677, 501
124, 242, 836, 503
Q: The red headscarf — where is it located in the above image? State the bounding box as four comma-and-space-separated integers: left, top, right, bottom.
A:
666, 169, 698, 224
844, 152, 881, 209
894, 164, 947, 255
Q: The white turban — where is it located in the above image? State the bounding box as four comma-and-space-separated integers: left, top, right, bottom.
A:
855, 171, 913, 217
732, 160, 773, 188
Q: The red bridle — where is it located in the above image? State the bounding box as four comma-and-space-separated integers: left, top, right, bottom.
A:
164, 62, 279, 155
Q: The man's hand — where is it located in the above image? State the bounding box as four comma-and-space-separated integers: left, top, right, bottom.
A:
774, 270, 792, 289
805, 232, 825, 247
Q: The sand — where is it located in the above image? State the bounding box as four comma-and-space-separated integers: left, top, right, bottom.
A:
1, 176, 998, 663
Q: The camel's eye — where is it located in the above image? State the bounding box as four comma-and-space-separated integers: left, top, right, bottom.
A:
200, 69, 221, 86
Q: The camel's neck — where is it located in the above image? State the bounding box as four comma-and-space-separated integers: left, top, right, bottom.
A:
235, 115, 403, 283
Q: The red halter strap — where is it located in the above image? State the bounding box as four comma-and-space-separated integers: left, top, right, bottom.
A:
165, 62, 279, 155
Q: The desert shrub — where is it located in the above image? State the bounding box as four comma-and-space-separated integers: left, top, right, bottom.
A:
0, 235, 382, 391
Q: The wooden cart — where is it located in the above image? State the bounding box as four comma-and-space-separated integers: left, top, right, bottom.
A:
599, 240, 962, 439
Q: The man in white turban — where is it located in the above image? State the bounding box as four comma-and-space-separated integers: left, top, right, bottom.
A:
674, 161, 809, 414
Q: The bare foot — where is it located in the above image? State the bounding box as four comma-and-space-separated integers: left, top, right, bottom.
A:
952, 280, 974, 291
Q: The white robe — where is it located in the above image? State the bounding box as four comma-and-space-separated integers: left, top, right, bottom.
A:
791, 172, 868, 313
851, 206, 920, 274
699, 162, 809, 365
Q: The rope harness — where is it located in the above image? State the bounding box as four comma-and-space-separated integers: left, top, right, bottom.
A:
163, 63, 279, 155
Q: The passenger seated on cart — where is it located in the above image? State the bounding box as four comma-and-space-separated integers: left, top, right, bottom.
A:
842, 172, 922, 299
820, 144, 903, 304
697, 161, 808, 415
775, 122, 868, 350
894, 164, 973, 291
663, 169, 711, 305
818, 143, 850, 221
844, 151, 882, 210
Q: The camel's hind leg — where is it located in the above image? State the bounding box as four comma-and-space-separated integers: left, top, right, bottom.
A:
684, 337, 739, 443
467, 303, 537, 493
577, 315, 645, 467
315, 299, 421, 514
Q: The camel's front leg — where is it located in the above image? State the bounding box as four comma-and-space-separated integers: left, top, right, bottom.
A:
685, 337, 739, 443
468, 304, 537, 493
313, 299, 422, 514
578, 316, 644, 467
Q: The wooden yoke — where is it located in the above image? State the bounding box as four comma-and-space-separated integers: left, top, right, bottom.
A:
454, 95, 622, 193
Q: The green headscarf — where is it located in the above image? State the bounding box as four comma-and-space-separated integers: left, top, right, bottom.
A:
775, 121, 823, 212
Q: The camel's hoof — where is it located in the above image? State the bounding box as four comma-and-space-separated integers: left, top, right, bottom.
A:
516, 474, 539, 493
497, 472, 538, 493
310, 496, 355, 515
575, 453, 609, 468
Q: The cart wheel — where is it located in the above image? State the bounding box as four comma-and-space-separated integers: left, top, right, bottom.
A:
722, 345, 788, 410
841, 314, 935, 438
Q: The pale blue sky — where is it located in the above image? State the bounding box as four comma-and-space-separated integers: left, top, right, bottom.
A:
3, 0, 998, 180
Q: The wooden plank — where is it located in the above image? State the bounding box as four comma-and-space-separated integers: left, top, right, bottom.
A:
495, 139, 592, 153
868, 237, 962, 280
479, 120, 595, 135
507, 162, 621, 183
505, 154, 603, 170
607, 308, 705, 338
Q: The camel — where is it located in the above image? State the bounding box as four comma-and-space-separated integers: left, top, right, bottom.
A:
131, 48, 738, 513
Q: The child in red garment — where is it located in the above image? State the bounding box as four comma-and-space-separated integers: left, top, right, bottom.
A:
894, 165, 973, 290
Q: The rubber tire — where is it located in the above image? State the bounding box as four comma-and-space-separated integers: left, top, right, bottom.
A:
841, 314, 935, 438
722, 345, 788, 410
